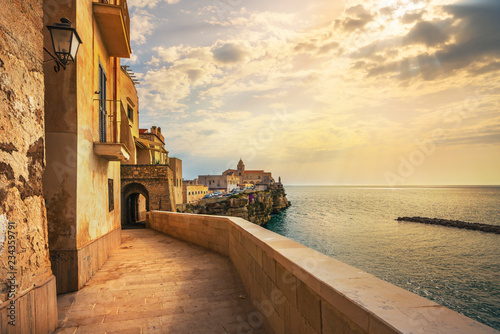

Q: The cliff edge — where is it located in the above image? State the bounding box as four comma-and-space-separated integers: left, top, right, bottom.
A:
179, 189, 291, 225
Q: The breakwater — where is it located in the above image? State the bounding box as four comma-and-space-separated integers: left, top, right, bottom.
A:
396, 216, 500, 234
178, 188, 291, 225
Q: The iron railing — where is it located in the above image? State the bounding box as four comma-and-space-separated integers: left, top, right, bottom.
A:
94, 99, 120, 143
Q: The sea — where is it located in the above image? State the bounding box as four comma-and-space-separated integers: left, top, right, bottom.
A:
265, 186, 500, 330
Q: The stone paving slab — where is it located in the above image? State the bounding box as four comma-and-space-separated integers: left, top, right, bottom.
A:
55, 229, 265, 333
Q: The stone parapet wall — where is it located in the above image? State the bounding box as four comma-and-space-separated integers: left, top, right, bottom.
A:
147, 211, 498, 334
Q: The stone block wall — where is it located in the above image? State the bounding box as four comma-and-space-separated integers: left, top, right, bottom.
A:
0, 0, 57, 331
147, 212, 229, 255
147, 212, 498, 334
121, 165, 176, 211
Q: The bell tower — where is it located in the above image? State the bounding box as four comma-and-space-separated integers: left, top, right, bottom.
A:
237, 159, 245, 175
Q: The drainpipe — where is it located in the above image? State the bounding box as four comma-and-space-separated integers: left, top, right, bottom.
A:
113, 57, 118, 143
113, 0, 118, 143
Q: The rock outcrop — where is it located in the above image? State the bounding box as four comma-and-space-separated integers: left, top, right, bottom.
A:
181, 189, 291, 225
396, 216, 500, 234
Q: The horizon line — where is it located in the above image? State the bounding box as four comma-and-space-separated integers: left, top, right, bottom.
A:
283, 184, 500, 187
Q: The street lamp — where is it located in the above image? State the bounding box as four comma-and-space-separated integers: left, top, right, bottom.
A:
44, 18, 82, 71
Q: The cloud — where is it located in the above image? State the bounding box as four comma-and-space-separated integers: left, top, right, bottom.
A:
129, 0, 500, 185
128, 0, 180, 9
153, 45, 191, 63
205, 9, 297, 29
318, 41, 340, 54
138, 46, 221, 113
404, 21, 450, 47
294, 40, 339, 55
379, 6, 396, 16
130, 9, 155, 45
401, 10, 427, 24
439, 117, 500, 146
125, 53, 139, 64
195, 109, 251, 121
335, 5, 376, 32
468, 61, 500, 75
349, 0, 500, 81
212, 43, 247, 64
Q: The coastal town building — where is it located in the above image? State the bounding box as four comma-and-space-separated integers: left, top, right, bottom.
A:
183, 180, 209, 203
137, 126, 168, 165
223, 159, 276, 189
119, 65, 140, 164
199, 160, 276, 192
120, 113, 177, 226
117, 74, 178, 227
198, 174, 239, 192
42, 0, 133, 294
170, 157, 183, 205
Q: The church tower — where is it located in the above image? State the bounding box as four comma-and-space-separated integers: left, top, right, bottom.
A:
237, 159, 245, 176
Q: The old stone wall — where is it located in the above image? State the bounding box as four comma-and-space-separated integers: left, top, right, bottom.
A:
121, 165, 176, 212
0, 0, 57, 331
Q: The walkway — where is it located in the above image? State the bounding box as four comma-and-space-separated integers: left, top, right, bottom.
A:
55, 229, 264, 333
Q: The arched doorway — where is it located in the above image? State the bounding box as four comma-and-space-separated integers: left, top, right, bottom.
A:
121, 183, 149, 228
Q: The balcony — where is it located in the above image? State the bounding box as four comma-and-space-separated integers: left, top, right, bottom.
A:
93, 142, 130, 161
93, 99, 134, 161
93, 0, 131, 58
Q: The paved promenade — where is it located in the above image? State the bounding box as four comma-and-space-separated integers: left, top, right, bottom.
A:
55, 229, 264, 333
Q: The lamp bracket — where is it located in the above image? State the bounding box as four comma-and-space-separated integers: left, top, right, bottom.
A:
43, 46, 66, 72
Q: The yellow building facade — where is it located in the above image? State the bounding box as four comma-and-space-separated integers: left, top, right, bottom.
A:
43, 0, 132, 294
183, 182, 209, 203
137, 126, 168, 165
170, 158, 183, 205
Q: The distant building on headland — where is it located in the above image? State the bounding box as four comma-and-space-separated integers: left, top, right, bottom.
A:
224, 159, 276, 189
199, 159, 280, 192
183, 179, 209, 203
198, 174, 239, 192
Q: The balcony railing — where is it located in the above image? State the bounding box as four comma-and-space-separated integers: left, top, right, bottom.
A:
93, 99, 133, 161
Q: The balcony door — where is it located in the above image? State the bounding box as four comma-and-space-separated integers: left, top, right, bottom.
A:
98, 64, 107, 142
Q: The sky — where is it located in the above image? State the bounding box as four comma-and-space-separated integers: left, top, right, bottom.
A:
123, 0, 500, 185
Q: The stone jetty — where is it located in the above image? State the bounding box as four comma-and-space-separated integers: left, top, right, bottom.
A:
396, 216, 500, 234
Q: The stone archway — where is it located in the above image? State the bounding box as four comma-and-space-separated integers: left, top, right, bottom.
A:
121, 182, 149, 228
121, 165, 176, 227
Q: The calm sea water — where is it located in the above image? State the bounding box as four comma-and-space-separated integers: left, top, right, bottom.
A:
265, 186, 500, 330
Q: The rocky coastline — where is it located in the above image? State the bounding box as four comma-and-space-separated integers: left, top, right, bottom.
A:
178, 188, 291, 225
396, 216, 500, 234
